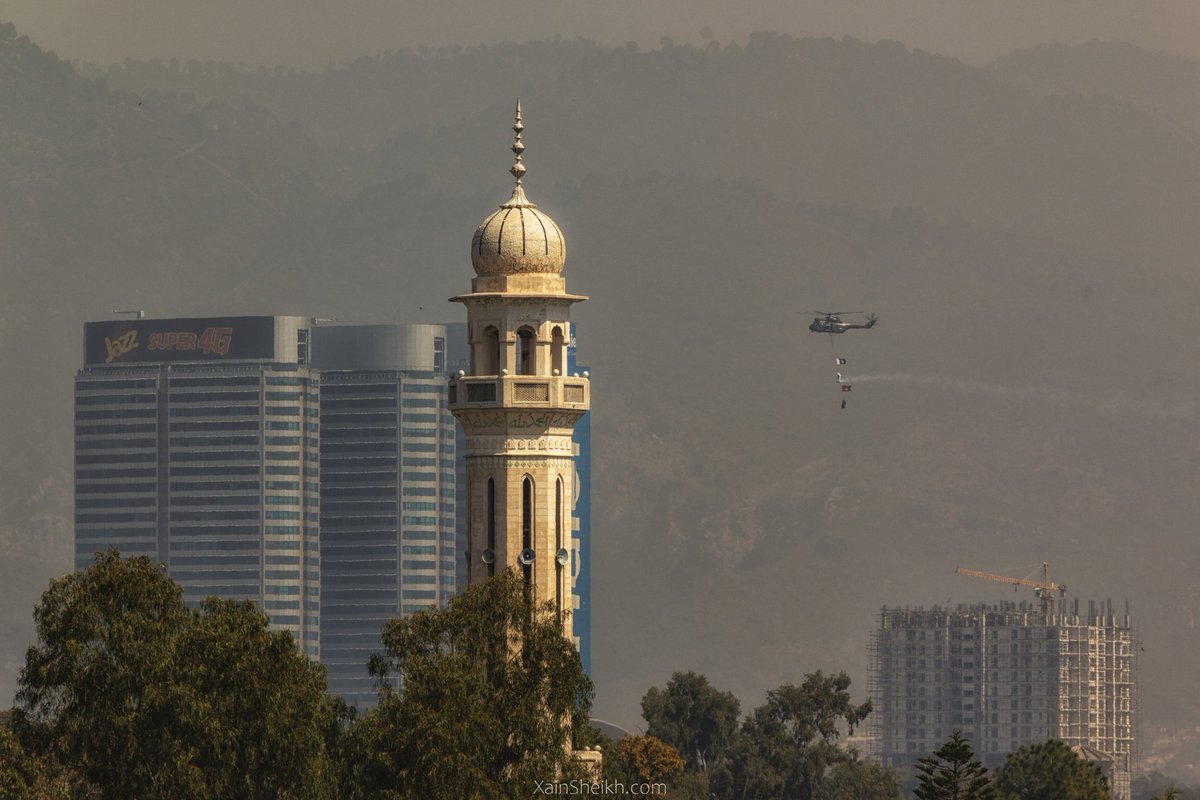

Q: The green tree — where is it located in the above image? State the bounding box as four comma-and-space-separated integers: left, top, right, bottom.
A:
13, 550, 338, 799
350, 569, 594, 799
0, 724, 45, 800
642, 671, 741, 774
992, 739, 1109, 800
602, 735, 685, 789
0, 724, 73, 800
814, 757, 903, 800
171, 597, 342, 798
667, 772, 713, 800
713, 671, 871, 800
913, 731, 995, 800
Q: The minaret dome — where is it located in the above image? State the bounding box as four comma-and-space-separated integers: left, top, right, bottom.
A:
470, 100, 566, 276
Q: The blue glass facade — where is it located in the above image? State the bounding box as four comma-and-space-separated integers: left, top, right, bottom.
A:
567, 323, 592, 675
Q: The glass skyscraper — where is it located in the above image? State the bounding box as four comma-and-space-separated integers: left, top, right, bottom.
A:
74, 315, 321, 656
311, 324, 457, 708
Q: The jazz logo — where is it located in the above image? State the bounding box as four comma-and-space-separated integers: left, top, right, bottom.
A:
104, 330, 139, 363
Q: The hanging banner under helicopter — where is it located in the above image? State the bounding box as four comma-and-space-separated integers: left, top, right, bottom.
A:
806, 311, 879, 409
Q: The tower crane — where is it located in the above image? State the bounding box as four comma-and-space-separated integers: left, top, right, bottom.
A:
954, 561, 1067, 618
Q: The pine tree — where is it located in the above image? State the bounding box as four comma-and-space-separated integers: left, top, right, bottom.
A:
914, 731, 996, 800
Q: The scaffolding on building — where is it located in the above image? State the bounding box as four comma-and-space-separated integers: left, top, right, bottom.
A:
867, 599, 1140, 800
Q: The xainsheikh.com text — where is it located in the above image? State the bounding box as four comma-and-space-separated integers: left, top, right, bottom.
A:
533, 778, 668, 795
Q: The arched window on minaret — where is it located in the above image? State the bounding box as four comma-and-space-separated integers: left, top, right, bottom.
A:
486, 477, 496, 577
555, 476, 564, 616
517, 327, 536, 375
522, 476, 534, 585
551, 326, 565, 376
481, 326, 500, 376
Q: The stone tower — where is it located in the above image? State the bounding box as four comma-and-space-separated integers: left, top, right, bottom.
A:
449, 102, 590, 625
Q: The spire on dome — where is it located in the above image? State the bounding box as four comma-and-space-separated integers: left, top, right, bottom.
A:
510, 99, 526, 186
502, 99, 533, 208
471, 101, 566, 275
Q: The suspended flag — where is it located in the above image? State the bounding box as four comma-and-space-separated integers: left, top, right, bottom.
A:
836, 372, 845, 383
835, 357, 847, 365
841, 384, 852, 392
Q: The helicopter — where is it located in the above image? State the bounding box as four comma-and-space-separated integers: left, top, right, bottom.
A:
807, 311, 879, 334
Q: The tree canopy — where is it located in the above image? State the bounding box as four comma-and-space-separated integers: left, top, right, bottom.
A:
0, 724, 51, 800
992, 739, 1109, 800
642, 670, 741, 774
348, 569, 595, 799
711, 671, 872, 800
603, 734, 685, 787
913, 731, 995, 800
12, 550, 339, 800
8, 551, 902, 800
813, 758, 903, 800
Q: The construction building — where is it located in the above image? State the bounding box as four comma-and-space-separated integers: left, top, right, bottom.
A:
868, 599, 1140, 800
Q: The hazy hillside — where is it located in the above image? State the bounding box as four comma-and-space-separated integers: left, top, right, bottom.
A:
99, 34, 1200, 277
990, 40, 1200, 136
4, 25, 1200, 778
0, 23, 337, 695
90, 39, 605, 150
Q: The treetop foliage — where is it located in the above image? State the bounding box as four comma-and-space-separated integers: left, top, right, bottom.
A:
993, 738, 1110, 800
604, 735, 685, 787
813, 758, 903, 800
643, 669, 877, 800
13, 549, 338, 800
349, 569, 595, 799
4, 549, 1169, 800
913, 731, 995, 800
642, 670, 740, 773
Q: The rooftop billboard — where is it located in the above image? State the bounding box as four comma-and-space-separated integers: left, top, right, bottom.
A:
84, 317, 278, 366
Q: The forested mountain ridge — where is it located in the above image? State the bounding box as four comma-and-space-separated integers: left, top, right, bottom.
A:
96, 32, 1200, 275
990, 40, 1200, 136
84, 38, 607, 150
4, 25, 1200, 780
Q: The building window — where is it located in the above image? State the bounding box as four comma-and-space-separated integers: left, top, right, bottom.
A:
552, 326, 565, 375
486, 478, 496, 577
522, 477, 533, 584
517, 328, 535, 375
481, 327, 500, 376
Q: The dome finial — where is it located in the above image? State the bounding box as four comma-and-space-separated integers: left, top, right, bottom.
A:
471, 100, 566, 276
510, 99, 526, 186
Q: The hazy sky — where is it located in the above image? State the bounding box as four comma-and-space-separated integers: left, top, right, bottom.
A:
4, 0, 1200, 68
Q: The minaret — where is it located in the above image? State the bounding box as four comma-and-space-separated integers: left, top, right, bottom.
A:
449, 102, 589, 626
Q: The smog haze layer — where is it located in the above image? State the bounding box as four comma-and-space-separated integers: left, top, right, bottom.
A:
4, 0, 1200, 67
2, 0, 1200, 781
